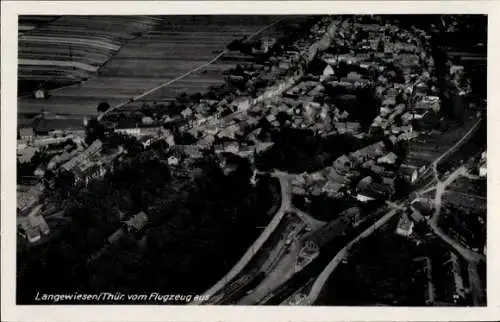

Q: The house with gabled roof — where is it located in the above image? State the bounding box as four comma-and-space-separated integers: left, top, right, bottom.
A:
125, 211, 148, 233
322, 181, 343, 197
399, 164, 418, 183
18, 204, 50, 243
396, 213, 414, 237
377, 152, 398, 165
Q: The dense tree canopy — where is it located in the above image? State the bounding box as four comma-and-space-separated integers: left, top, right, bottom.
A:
18, 145, 278, 303
97, 102, 111, 113
255, 128, 365, 173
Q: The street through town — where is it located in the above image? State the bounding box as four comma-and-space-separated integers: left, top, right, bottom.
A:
256, 116, 486, 306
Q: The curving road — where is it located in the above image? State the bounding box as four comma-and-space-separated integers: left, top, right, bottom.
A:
426, 164, 485, 305
291, 206, 326, 231
238, 237, 302, 305
432, 118, 483, 181
305, 207, 402, 304
302, 117, 486, 305
99, 18, 286, 120
196, 171, 291, 301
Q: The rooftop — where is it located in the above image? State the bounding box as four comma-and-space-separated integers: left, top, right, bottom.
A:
126, 211, 148, 231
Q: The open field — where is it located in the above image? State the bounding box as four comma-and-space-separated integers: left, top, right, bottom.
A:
18, 16, 310, 126
18, 15, 159, 92
18, 16, 61, 34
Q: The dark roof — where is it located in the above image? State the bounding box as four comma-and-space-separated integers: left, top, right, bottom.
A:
19, 127, 34, 135
381, 170, 397, 178
405, 157, 429, 170
371, 182, 394, 195
116, 119, 139, 129
410, 210, 425, 222
399, 164, 418, 176
139, 136, 153, 143
76, 163, 102, 178
358, 186, 386, 199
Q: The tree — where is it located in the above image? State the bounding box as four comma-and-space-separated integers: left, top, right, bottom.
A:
52, 170, 76, 199
227, 39, 242, 51
394, 114, 403, 127
354, 86, 381, 131
97, 102, 110, 113
85, 118, 106, 145
377, 40, 385, 53
394, 141, 409, 161
177, 92, 190, 104
276, 111, 291, 126
190, 92, 202, 102
394, 175, 411, 199
336, 61, 350, 78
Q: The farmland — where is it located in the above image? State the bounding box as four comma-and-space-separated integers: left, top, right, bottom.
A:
18, 16, 159, 95
18, 15, 310, 127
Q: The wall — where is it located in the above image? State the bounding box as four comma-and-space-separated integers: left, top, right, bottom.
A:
228, 20, 340, 115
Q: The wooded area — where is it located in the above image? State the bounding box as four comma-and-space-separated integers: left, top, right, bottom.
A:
17, 140, 277, 303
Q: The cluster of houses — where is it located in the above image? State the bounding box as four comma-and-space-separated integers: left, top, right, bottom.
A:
18, 138, 129, 243
409, 249, 470, 306
290, 139, 401, 203
83, 18, 342, 175
160, 18, 442, 184
16, 16, 455, 248
274, 19, 441, 204
101, 17, 338, 144
17, 184, 45, 216
397, 130, 485, 237
152, 19, 346, 168
17, 204, 50, 244
394, 192, 437, 239
183, 17, 446, 204
57, 139, 126, 187
17, 118, 86, 164
16, 17, 343, 245
403, 228, 470, 306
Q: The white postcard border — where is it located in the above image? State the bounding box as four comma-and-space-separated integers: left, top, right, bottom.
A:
2, 1, 499, 321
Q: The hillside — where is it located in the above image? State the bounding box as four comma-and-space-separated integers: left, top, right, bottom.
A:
18, 16, 159, 96
18, 16, 309, 127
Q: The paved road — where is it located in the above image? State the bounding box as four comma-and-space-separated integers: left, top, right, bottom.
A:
196, 170, 292, 302
290, 206, 326, 231
191, 18, 338, 298
204, 170, 327, 305
425, 120, 486, 306
305, 207, 402, 304
299, 117, 486, 305
406, 136, 486, 306
206, 47, 483, 306
233, 25, 486, 307
432, 118, 483, 173
426, 165, 485, 305
214, 172, 323, 305
97, 18, 287, 121
238, 238, 301, 304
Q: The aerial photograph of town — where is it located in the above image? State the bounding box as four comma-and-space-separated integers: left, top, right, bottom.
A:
16, 14, 487, 306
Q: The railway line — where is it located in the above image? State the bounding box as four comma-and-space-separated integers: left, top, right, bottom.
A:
258, 119, 486, 305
